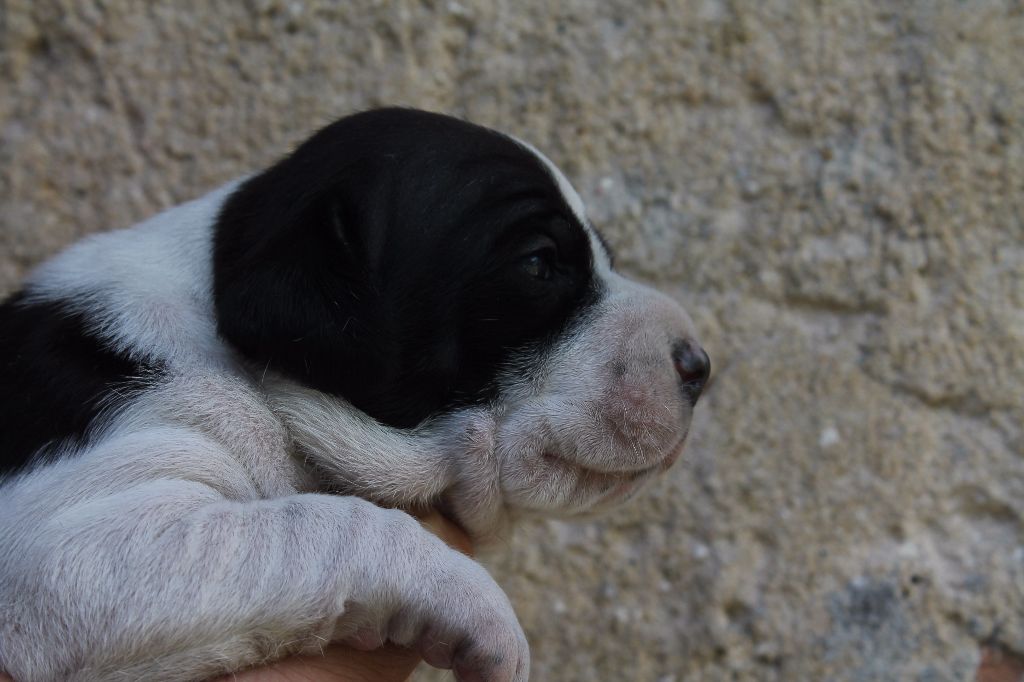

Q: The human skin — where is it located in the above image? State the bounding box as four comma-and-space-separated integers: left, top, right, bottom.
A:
0, 510, 474, 682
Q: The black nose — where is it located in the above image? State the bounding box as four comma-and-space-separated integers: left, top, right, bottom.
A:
672, 341, 710, 399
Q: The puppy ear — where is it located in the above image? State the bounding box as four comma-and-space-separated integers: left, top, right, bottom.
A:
213, 163, 384, 392
322, 162, 391, 275
213, 155, 463, 429
329, 196, 359, 260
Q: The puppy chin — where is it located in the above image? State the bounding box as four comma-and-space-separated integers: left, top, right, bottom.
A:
493, 442, 667, 518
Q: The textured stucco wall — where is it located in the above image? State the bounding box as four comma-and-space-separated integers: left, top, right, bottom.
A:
2, 2, 1022, 680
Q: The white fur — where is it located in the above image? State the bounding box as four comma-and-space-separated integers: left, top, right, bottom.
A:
23, 181, 242, 369
1, 146, 699, 681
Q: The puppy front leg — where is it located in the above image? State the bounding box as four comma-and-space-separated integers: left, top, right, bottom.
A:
268, 382, 499, 511
0, 481, 527, 682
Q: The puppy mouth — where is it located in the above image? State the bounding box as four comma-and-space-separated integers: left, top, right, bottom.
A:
544, 428, 688, 475
541, 431, 688, 481
598, 437, 688, 503
658, 432, 689, 470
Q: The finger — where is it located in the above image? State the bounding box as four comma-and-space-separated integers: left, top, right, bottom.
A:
223, 642, 420, 682
414, 509, 474, 557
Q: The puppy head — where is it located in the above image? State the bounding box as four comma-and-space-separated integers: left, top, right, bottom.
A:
214, 108, 708, 521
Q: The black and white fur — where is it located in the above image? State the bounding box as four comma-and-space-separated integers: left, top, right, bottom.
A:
0, 109, 709, 682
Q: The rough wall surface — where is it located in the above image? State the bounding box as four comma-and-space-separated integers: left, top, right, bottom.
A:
1, 1, 1022, 680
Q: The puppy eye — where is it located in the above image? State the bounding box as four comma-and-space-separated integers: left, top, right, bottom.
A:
522, 249, 555, 280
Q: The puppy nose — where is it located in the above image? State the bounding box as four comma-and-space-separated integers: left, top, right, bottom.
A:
672, 341, 710, 398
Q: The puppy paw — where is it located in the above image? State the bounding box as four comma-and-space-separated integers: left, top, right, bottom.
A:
395, 550, 529, 681
413, 596, 530, 682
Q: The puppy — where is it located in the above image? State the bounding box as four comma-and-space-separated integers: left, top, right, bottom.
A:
0, 108, 709, 681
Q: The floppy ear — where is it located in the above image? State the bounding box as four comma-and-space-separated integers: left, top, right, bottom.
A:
213, 159, 391, 401
212, 148, 465, 429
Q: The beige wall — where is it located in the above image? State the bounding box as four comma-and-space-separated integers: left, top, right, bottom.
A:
2, 2, 1022, 680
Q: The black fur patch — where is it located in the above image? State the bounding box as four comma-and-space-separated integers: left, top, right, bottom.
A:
0, 293, 159, 476
214, 108, 600, 428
